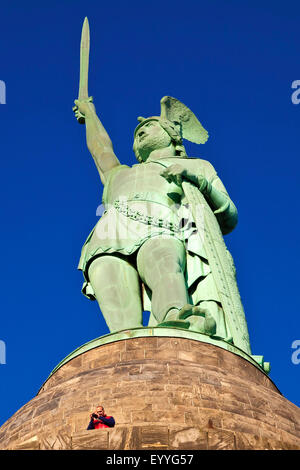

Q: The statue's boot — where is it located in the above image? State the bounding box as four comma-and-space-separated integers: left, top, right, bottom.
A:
158, 304, 216, 335
157, 304, 196, 329
183, 306, 217, 336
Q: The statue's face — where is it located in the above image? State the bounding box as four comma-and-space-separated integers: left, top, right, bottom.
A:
134, 120, 171, 161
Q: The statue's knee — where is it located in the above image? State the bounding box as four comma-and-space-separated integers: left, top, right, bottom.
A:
88, 256, 105, 279
88, 255, 118, 281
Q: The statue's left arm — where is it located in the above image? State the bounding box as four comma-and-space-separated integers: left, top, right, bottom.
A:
161, 161, 237, 235
195, 162, 238, 235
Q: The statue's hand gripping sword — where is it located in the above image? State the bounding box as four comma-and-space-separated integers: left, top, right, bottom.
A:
73, 17, 93, 124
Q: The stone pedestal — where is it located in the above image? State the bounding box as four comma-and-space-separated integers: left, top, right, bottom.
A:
0, 332, 300, 450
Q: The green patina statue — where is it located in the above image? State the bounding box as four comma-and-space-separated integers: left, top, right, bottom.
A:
73, 18, 251, 356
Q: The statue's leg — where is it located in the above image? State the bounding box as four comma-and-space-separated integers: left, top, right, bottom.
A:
88, 255, 143, 332
187, 269, 230, 337
137, 237, 190, 325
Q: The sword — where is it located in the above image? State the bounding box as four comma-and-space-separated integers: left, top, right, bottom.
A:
73, 17, 93, 124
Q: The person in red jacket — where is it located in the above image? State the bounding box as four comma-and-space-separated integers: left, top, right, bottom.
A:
87, 405, 115, 430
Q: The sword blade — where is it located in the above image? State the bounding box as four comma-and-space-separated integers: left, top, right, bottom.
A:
78, 17, 90, 100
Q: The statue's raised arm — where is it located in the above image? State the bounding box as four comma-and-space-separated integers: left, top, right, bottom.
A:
72, 17, 120, 184
74, 99, 120, 184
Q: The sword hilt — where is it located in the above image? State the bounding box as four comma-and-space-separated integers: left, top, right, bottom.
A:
73, 96, 93, 125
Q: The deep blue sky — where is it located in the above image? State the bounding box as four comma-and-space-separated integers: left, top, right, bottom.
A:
0, 0, 299, 426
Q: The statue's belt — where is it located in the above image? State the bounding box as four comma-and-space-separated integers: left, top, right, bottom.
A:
106, 191, 178, 207
112, 196, 183, 233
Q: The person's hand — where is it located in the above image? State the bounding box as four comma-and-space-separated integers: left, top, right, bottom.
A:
73, 98, 95, 123
161, 164, 203, 187
160, 164, 187, 186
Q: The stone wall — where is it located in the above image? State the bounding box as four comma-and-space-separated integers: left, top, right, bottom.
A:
0, 337, 299, 450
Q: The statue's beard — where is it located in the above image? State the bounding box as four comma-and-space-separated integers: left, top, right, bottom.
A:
136, 133, 171, 161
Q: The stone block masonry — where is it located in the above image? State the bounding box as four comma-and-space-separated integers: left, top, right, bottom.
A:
0, 337, 299, 450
